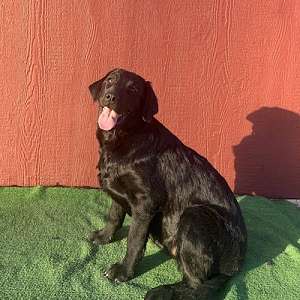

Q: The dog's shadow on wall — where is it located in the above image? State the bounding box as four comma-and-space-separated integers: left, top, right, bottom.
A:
233, 106, 300, 198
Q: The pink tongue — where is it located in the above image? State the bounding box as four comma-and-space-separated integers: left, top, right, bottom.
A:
98, 107, 119, 131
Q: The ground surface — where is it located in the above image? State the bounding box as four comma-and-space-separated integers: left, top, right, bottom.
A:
0, 187, 299, 299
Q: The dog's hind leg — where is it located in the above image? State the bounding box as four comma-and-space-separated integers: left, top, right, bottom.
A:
145, 205, 235, 300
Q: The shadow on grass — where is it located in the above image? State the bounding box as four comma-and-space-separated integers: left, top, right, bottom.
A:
135, 249, 171, 278
218, 196, 300, 300
63, 243, 99, 282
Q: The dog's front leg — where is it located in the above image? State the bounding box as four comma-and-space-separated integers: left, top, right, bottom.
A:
105, 210, 152, 282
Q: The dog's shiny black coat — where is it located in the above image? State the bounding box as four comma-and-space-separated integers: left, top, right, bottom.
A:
88, 69, 247, 299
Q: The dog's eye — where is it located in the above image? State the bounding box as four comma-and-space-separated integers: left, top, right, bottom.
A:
107, 77, 113, 84
128, 85, 138, 93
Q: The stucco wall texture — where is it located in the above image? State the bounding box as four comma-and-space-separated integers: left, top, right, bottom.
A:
1, 1, 300, 198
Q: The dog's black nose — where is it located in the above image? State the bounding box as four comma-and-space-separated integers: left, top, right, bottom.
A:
103, 93, 116, 105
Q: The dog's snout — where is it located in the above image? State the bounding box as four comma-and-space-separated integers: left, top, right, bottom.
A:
103, 93, 116, 105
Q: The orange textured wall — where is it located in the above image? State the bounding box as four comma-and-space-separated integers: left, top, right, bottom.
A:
0, 1, 300, 198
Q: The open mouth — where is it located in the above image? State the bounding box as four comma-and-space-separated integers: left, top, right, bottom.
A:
98, 106, 124, 131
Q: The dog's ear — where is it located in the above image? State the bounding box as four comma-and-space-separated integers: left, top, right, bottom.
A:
142, 81, 158, 123
88, 77, 105, 101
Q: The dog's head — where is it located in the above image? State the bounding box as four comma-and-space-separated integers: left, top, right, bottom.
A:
89, 68, 158, 131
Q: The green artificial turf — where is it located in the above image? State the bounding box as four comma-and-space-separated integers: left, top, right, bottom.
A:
0, 187, 299, 300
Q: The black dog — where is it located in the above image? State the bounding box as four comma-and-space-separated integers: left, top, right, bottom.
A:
88, 68, 247, 299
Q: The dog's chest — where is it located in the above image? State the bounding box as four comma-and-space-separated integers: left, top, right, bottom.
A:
99, 156, 136, 213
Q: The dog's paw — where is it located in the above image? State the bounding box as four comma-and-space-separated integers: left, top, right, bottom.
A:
87, 230, 112, 245
104, 263, 133, 283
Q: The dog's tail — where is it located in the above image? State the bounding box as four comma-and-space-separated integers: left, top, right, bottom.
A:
145, 274, 230, 300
